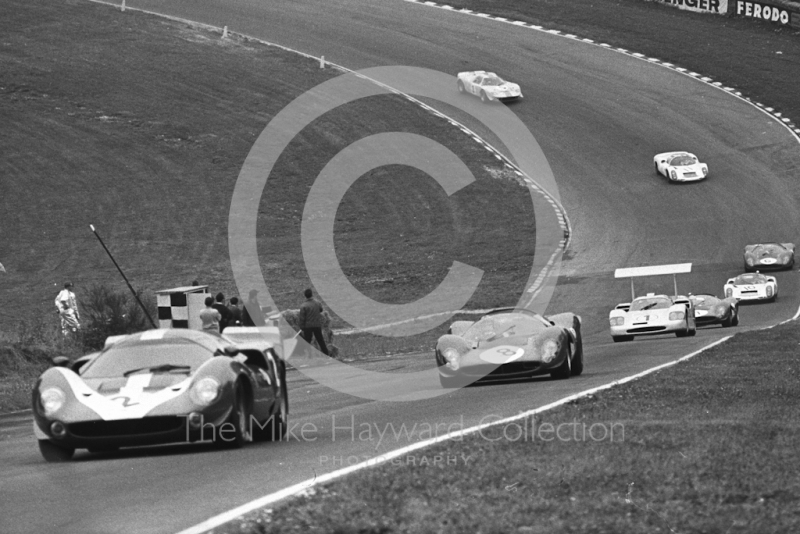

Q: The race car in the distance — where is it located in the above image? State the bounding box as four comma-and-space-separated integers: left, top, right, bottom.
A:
688, 294, 739, 327
456, 71, 522, 103
609, 293, 696, 342
435, 308, 582, 388
744, 242, 795, 272
654, 151, 708, 183
33, 329, 288, 462
724, 272, 778, 302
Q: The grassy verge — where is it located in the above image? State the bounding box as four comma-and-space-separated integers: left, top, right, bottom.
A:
0, 0, 537, 409
223, 322, 800, 534
440, 0, 800, 126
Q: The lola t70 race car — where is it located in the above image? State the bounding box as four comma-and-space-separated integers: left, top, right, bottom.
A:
456, 71, 522, 103
654, 151, 708, 183
689, 294, 739, 328
724, 272, 778, 302
435, 308, 583, 388
744, 243, 795, 272
33, 329, 288, 462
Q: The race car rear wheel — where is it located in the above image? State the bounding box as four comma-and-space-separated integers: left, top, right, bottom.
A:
570, 335, 584, 377
220, 386, 252, 449
612, 335, 634, 342
258, 379, 289, 442
39, 440, 75, 462
457, 80, 465, 93
550, 345, 572, 380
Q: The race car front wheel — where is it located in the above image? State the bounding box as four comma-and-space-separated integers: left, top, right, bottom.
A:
550, 345, 572, 380
480, 91, 488, 103
39, 440, 75, 462
220, 386, 252, 448
612, 335, 634, 342
457, 81, 465, 93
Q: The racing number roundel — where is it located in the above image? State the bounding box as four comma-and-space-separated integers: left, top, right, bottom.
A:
479, 346, 524, 364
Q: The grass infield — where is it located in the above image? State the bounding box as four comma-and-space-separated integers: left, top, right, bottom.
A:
221, 322, 800, 534
0, 0, 536, 410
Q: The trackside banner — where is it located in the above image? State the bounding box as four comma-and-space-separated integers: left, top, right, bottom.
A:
656, 0, 729, 15
734, 1, 793, 24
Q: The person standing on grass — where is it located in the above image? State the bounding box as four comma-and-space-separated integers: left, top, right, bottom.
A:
242, 289, 262, 327
228, 297, 243, 327
298, 288, 329, 356
199, 296, 222, 334
54, 282, 81, 336
212, 292, 232, 332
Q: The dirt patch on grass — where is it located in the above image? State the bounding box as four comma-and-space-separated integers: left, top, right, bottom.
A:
228, 322, 800, 533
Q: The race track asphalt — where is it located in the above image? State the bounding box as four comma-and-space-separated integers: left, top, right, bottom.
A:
2, 0, 799, 533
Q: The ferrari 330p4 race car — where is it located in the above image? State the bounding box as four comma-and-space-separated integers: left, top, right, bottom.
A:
609, 293, 696, 342
688, 294, 739, 328
33, 328, 288, 462
724, 272, 778, 302
743, 242, 795, 272
456, 71, 522, 103
434, 308, 583, 388
654, 151, 708, 183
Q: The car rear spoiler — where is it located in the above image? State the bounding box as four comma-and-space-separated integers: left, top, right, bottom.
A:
615, 303, 631, 311
614, 263, 692, 301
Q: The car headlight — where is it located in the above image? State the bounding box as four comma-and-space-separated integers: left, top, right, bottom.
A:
715, 305, 727, 315
609, 317, 624, 326
766, 286, 774, 297
541, 340, 559, 363
40, 387, 65, 416
746, 257, 754, 266
670, 170, 677, 179
780, 254, 790, 264
702, 167, 708, 176
442, 348, 461, 371
726, 288, 733, 298
190, 377, 221, 406
669, 311, 685, 320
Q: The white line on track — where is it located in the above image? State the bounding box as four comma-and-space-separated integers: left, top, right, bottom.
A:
176, 335, 733, 534
39, 3, 800, 531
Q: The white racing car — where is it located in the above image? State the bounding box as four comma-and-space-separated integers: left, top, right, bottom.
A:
724, 272, 778, 302
654, 151, 708, 183
456, 71, 522, 103
609, 263, 696, 342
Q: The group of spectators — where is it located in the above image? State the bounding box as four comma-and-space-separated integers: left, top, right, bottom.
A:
199, 291, 256, 333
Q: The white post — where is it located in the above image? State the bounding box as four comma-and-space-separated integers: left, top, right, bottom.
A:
121, 0, 125, 12
673, 274, 678, 296
630, 278, 635, 302
222, 26, 228, 38
320, 55, 325, 69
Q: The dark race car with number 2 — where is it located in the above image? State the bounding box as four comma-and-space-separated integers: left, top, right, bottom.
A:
32, 328, 288, 462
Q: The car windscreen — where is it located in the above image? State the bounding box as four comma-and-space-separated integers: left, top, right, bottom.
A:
734, 274, 767, 285
80, 339, 213, 378
669, 155, 695, 166
482, 77, 503, 86
690, 295, 718, 306
629, 297, 672, 311
463, 313, 548, 343
752, 244, 779, 254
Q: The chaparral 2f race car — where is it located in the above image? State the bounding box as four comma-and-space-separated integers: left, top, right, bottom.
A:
610, 263, 696, 342
744, 243, 795, 272
654, 151, 708, 183
435, 308, 583, 388
456, 71, 522, 103
33, 329, 288, 462
688, 294, 739, 328
610, 293, 696, 342
724, 272, 778, 302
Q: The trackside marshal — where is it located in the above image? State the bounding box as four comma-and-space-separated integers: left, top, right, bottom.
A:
657, 0, 728, 14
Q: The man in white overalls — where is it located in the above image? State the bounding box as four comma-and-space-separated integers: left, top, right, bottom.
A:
55, 282, 81, 335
